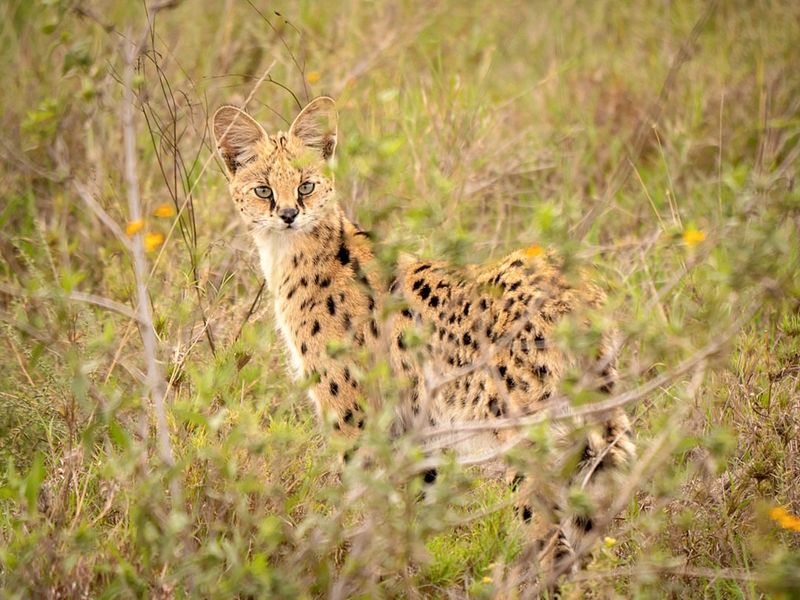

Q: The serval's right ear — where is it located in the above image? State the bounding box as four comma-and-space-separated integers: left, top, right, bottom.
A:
212, 106, 267, 177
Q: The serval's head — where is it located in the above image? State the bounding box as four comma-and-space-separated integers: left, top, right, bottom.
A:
212, 97, 338, 235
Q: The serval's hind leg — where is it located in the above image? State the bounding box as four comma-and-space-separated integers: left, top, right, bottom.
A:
508, 409, 635, 587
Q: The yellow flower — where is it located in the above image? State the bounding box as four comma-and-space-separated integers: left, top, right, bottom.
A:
524, 245, 543, 257
682, 228, 706, 247
769, 506, 800, 532
152, 203, 176, 218
481, 576, 492, 584
125, 219, 144, 237
143, 232, 165, 252
603, 536, 617, 548
307, 71, 321, 84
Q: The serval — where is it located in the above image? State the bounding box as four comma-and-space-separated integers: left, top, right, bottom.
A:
212, 96, 635, 577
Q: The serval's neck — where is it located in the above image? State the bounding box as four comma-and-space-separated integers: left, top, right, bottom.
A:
253, 207, 349, 293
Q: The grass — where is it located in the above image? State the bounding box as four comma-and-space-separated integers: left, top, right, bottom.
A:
1, 0, 799, 597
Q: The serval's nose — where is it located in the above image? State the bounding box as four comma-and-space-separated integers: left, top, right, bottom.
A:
278, 207, 299, 224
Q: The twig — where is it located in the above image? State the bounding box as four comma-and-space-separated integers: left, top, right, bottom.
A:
6, 336, 35, 386
73, 181, 133, 252
121, 32, 174, 469
234, 280, 266, 342
569, 564, 765, 584
0, 283, 142, 323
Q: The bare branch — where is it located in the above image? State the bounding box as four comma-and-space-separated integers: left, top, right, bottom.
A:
73, 181, 133, 252
0, 283, 142, 323
121, 32, 174, 468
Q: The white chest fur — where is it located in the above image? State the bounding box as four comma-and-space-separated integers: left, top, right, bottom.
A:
255, 233, 305, 380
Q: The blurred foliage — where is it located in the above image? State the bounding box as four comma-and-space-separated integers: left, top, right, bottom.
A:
1, 0, 799, 597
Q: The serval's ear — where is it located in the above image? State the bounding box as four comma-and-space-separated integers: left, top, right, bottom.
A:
212, 106, 267, 177
289, 96, 338, 162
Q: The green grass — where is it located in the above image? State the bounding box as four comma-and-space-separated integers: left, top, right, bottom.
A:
1, 0, 800, 597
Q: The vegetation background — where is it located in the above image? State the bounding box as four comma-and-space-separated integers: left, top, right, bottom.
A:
1, 0, 799, 597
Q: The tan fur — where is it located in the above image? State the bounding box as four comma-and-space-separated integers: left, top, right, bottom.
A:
213, 97, 635, 572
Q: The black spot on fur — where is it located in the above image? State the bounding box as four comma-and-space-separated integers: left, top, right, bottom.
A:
412, 279, 423, 291
575, 515, 594, 532
300, 342, 307, 355
330, 381, 339, 396
534, 364, 549, 379
429, 295, 440, 308
311, 320, 320, 336
600, 366, 615, 393
342, 313, 351, 330
498, 365, 507, 377
327, 296, 336, 315
300, 277, 308, 287
463, 302, 471, 316
401, 308, 413, 318
479, 298, 488, 310
506, 376, 515, 390
509, 281, 521, 292
370, 319, 379, 338
419, 284, 431, 300
343, 408, 354, 424
534, 334, 546, 349
423, 468, 438, 483
488, 396, 504, 417
414, 264, 430, 274
336, 242, 350, 265
397, 334, 406, 350
510, 259, 524, 268
463, 332, 472, 346
521, 505, 533, 523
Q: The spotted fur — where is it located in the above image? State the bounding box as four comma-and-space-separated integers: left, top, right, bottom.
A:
213, 97, 635, 573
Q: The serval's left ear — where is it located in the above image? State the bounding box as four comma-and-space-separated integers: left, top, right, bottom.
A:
289, 96, 338, 162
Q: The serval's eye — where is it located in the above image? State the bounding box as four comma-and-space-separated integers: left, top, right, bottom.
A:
298, 182, 315, 196
254, 186, 273, 200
